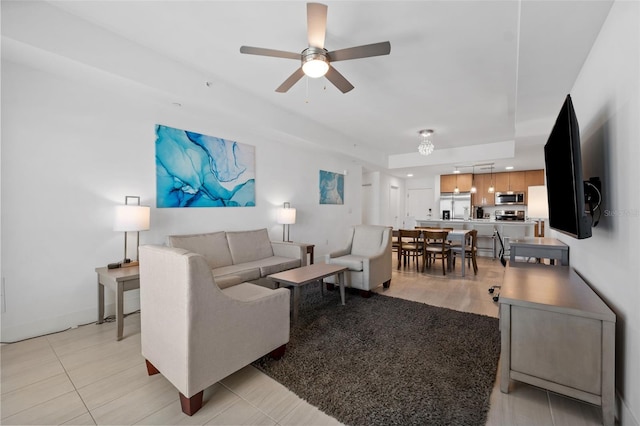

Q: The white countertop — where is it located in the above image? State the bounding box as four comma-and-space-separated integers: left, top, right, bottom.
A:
417, 218, 536, 225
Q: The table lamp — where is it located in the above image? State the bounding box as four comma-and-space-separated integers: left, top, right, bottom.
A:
276, 202, 296, 242
527, 186, 549, 237
112, 196, 150, 268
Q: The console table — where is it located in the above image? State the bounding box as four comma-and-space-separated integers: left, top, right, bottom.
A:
499, 263, 616, 426
509, 237, 569, 265
95, 266, 140, 341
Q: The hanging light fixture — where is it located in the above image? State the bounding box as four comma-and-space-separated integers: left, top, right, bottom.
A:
470, 166, 477, 193
488, 164, 495, 194
417, 129, 434, 156
453, 167, 460, 194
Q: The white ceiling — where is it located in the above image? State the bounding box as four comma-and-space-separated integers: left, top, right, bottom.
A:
2, 0, 614, 178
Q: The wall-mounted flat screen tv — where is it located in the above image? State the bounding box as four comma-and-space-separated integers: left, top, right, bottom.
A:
543, 94, 593, 239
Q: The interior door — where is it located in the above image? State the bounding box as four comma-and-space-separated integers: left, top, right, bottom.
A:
407, 188, 435, 220
389, 185, 400, 229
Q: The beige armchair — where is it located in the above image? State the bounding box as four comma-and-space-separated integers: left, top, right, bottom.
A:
139, 245, 290, 416
325, 225, 392, 296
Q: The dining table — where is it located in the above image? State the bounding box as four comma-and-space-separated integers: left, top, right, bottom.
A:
398, 228, 473, 277
444, 229, 472, 277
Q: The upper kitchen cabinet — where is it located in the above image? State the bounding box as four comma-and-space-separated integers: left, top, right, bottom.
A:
525, 169, 545, 188
440, 173, 472, 192
494, 171, 526, 192
494, 172, 510, 192
440, 174, 457, 193
525, 169, 545, 204
472, 174, 494, 206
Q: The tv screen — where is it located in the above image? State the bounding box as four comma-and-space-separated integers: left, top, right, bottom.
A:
544, 94, 592, 239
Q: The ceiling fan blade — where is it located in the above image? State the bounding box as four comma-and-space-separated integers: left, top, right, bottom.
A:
240, 46, 300, 60
325, 66, 354, 93
327, 41, 391, 62
275, 68, 306, 93
307, 3, 328, 48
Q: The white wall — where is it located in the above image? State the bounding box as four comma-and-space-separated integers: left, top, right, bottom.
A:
550, 1, 639, 424
0, 58, 361, 341
362, 171, 405, 227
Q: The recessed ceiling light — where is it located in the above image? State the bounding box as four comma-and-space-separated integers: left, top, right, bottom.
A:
407, 173, 414, 177
505, 166, 514, 170
453, 170, 461, 174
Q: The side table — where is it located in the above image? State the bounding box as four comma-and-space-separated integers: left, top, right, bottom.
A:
305, 244, 315, 265
95, 266, 140, 341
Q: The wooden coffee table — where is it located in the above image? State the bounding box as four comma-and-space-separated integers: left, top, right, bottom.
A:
268, 263, 348, 323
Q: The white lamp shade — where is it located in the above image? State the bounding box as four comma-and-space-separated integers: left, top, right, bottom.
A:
114, 205, 150, 231
276, 207, 296, 225
528, 185, 549, 219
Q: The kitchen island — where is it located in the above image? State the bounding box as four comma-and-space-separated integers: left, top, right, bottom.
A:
414, 219, 536, 257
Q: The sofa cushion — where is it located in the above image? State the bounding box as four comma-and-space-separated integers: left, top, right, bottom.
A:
222, 282, 278, 302
254, 257, 301, 276
214, 275, 244, 290
327, 254, 365, 272
167, 231, 233, 270
227, 229, 274, 264
351, 226, 385, 257
213, 264, 261, 283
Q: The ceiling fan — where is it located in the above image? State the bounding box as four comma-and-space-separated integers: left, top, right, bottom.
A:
239, 2, 391, 94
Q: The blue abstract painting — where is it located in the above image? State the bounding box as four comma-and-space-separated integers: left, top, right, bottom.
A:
319, 170, 344, 205
155, 125, 255, 208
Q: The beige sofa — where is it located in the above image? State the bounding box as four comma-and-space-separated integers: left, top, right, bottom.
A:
167, 228, 307, 289
139, 245, 290, 415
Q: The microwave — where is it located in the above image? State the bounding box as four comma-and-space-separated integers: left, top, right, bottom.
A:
495, 192, 525, 205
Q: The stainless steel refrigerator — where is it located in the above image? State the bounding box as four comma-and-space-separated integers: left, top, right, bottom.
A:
439, 192, 472, 220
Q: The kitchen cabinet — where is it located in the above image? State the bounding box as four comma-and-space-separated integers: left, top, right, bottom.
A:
440, 173, 472, 192
494, 171, 526, 193
472, 174, 495, 206
440, 174, 457, 193
525, 169, 545, 204
470, 169, 544, 206
509, 171, 526, 192
525, 169, 545, 188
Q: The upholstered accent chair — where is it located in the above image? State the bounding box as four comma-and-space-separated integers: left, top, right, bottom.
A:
139, 245, 290, 416
324, 225, 392, 296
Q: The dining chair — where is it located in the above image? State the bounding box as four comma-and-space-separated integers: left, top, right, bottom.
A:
423, 229, 451, 275
398, 229, 423, 271
451, 229, 479, 275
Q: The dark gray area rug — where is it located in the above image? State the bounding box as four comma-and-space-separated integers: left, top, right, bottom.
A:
253, 282, 501, 426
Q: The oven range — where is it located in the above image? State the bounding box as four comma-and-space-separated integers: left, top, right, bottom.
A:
495, 210, 525, 221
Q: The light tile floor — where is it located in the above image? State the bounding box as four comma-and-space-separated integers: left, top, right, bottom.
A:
1, 255, 604, 425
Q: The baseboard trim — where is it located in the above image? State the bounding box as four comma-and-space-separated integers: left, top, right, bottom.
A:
1, 295, 140, 343
618, 389, 639, 426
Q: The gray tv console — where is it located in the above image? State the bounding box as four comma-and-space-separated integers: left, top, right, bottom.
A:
499, 262, 616, 426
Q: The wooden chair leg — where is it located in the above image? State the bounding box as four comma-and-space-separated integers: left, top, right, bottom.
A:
180, 391, 204, 416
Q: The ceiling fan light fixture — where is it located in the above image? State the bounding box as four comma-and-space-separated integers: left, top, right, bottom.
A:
302, 47, 329, 78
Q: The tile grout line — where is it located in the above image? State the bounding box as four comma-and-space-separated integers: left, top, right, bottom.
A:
218, 379, 296, 425
47, 335, 99, 426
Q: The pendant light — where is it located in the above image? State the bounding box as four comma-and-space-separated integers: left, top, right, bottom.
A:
453, 167, 460, 194
470, 166, 477, 193
488, 164, 495, 194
